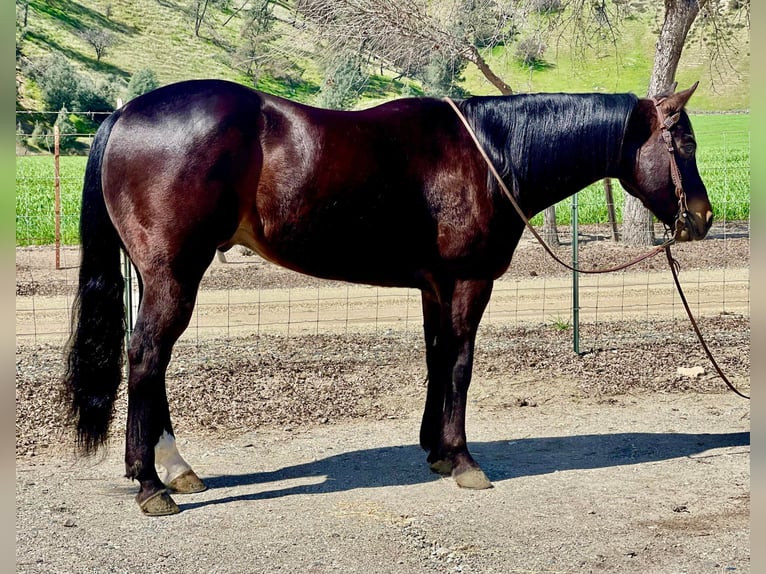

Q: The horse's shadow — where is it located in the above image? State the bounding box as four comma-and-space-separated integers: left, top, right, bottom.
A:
178, 431, 749, 512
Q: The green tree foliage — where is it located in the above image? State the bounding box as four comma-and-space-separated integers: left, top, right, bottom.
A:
28, 121, 47, 150
126, 68, 160, 101
419, 53, 468, 98
316, 51, 367, 110
33, 54, 81, 112
530, 0, 563, 14
54, 106, 77, 151
30, 54, 114, 113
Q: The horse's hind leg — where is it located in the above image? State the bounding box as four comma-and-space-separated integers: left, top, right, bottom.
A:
125, 259, 210, 515
127, 250, 207, 498
154, 431, 207, 494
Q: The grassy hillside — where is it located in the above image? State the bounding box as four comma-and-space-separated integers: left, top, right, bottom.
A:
16, 0, 749, 114
20, 0, 248, 81
16, 0, 325, 110
463, 6, 749, 110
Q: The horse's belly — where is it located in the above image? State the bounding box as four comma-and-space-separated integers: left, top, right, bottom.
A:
228, 221, 429, 288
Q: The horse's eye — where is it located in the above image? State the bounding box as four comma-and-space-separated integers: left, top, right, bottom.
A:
678, 141, 696, 157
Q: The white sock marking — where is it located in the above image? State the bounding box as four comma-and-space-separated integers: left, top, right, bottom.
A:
154, 431, 193, 484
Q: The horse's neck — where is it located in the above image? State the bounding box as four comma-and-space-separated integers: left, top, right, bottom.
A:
518, 145, 619, 216
471, 94, 633, 217
514, 125, 625, 216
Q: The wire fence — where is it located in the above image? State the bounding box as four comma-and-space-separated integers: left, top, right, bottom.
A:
15, 114, 751, 358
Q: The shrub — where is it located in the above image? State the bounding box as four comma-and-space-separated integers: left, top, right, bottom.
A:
29, 53, 115, 114
125, 68, 159, 101
515, 37, 547, 67
317, 52, 367, 110
73, 79, 114, 114
54, 106, 77, 151
419, 53, 468, 98
28, 121, 48, 151
34, 54, 81, 112
531, 0, 564, 14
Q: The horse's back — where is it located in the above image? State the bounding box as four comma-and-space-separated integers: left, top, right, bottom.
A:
243, 93, 473, 284
100, 80, 507, 287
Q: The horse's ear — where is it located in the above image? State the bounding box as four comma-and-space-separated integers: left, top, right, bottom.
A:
661, 81, 699, 112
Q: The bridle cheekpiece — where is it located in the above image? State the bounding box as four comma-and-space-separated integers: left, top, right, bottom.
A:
652, 97, 689, 241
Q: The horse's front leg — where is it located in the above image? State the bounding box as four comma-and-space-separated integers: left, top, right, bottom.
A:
419, 289, 448, 458
422, 279, 493, 489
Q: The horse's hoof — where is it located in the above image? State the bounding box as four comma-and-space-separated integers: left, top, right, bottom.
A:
167, 470, 207, 494
429, 459, 453, 476
138, 489, 180, 516
453, 467, 493, 490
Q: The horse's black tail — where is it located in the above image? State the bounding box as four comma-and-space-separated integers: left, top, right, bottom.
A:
63, 111, 126, 455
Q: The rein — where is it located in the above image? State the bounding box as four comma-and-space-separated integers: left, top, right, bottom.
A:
444, 96, 749, 400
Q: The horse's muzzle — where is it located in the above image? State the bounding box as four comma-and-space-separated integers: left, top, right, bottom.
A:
674, 205, 713, 242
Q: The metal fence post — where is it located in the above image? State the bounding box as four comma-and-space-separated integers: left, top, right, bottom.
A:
572, 193, 580, 354
122, 253, 135, 351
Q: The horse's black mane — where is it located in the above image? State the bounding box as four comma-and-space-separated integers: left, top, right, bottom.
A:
459, 92, 639, 206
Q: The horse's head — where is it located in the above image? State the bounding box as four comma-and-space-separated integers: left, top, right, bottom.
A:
620, 82, 713, 242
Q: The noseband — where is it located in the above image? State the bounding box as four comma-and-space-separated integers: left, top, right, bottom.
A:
652, 97, 690, 240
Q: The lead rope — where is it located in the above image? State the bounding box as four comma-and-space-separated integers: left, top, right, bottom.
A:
444, 96, 750, 400
665, 245, 750, 399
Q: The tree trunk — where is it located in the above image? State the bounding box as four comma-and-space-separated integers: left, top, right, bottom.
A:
648, 0, 703, 97
543, 205, 559, 246
622, 195, 655, 245
621, 0, 704, 246
466, 45, 513, 95
603, 179, 619, 242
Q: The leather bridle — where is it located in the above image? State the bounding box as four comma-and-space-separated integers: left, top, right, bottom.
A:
652, 96, 691, 241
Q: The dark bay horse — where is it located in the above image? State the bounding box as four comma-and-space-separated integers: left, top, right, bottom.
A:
64, 79, 712, 515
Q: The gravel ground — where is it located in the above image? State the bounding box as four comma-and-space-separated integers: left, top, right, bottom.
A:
15, 314, 751, 458
16, 222, 750, 455
15, 223, 751, 573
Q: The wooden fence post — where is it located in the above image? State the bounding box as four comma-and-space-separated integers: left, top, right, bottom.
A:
54, 124, 61, 270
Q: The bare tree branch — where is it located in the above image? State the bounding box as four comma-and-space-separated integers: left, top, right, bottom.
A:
292, 0, 518, 95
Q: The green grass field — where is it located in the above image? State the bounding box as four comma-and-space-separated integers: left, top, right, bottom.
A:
16, 155, 86, 245
529, 113, 750, 227
15, 113, 749, 246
